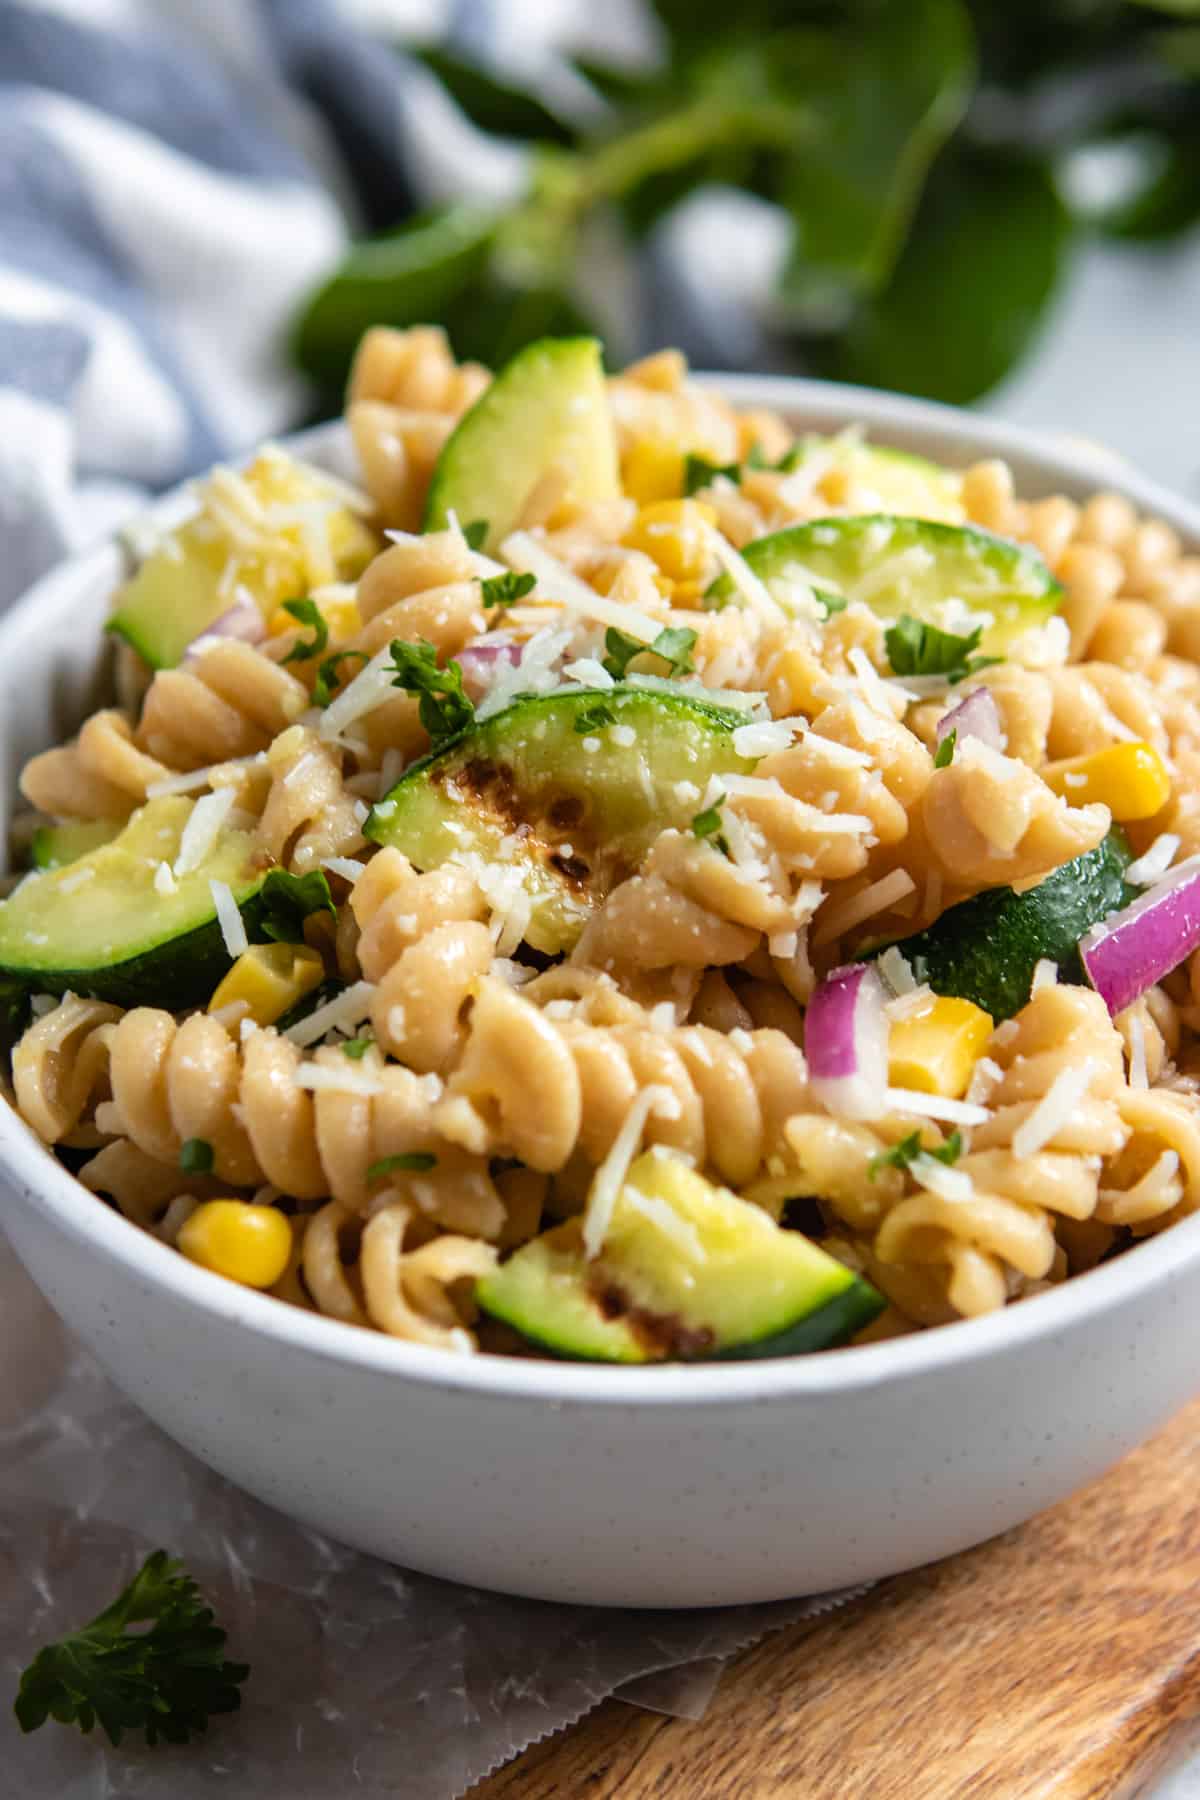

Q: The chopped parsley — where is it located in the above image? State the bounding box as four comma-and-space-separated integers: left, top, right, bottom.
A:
256, 869, 336, 945
868, 1129, 963, 1180
340, 1037, 372, 1060
683, 443, 802, 495
884, 614, 1001, 685
601, 624, 698, 681
367, 1152, 438, 1182
573, 702, 617, 734
14, 1549, 248, 1747
480, 570, 535, 609
313, 648, 368, 707
461, 519, 489, 551
278, 597, 329, 665
179, 1138, 214, 1175
691, 793, 731, 859
933, 729, 957, 769
387, 638, 475, 744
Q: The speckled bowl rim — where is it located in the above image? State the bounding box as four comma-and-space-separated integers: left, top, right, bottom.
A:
5, 373, 1200, 1408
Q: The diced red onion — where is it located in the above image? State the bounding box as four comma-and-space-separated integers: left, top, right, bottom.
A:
456, 634, 521, 697
1080, 857, 1200, 1015
184, 599, 265, 659
936, 686, 1004, 753
806, 963, 889, 1120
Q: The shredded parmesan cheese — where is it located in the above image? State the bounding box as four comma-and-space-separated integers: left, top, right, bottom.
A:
322, 857, 366, 884
911, 1154, 974, 1203
209, 878, 248, 958
500, 531, 662, 641
811, 869, 917, 948
1012, 1060, 1097, 1157
1128, 1014, 1149, 1090
284, 980, 376, 1048
1125, 834, 1182, 886
581, 1085, 679, 1260
1031, 958, 1059, 994
885, 1088, 991, 1126
173, 788, 236, 877
293, 1062, 387, 1097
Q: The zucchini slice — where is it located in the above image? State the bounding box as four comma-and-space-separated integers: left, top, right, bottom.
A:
366, 684, 755, 954
711, 515, 1060, 653
422, 336, 619, 552
477, 1151, 884, 1363
0, 796, 273, 1008
109, 450, 379, 670
787, 438, 964, 523
872, 828, 1135, 1021
31, 819, 122, 870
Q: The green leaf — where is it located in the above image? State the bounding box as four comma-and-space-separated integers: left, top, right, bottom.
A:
256, 870, 336, 946
1093, 124, 1200, 239
387, 638, 475, 743
462, 520, 489, 551
278, 598, 329, 666
817, 145, 1073, 403
292, 205, 497, 391
777, 0, 976, 322
602, 624, 699, 680
885, 614, 983, 679
313, 649, 369, 707
414, 47, 578, 144
367, 1152, 438, 1182
14, 1550, 248, 1747
179, 1138, 214, 1175
868, 1129, 962, 1179
341, 1037, 373, 1060
684, 453, 742, 495
480, 570, 536, 609
691, 793, 732, 859
573, 702, 618, 733
933, 728, 957, 769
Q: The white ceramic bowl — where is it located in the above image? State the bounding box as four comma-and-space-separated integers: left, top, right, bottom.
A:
4, 379, 1200, 1609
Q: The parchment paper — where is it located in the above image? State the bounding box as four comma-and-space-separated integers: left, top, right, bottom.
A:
0, 1241, 861, 1798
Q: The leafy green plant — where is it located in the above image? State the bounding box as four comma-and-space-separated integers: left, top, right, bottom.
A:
293, 0, 1200, 405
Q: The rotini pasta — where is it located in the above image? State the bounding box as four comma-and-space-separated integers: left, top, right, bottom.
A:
7, 323, 1200, 1360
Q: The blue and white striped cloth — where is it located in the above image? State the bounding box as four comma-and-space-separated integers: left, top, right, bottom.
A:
0, 0, 785, 614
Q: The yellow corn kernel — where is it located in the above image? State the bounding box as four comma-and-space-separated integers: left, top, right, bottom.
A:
1041, 741, 1171, 821
208, 942, 325, 1029
623, 499, 717, 583
178, 1201, 294, 1290
622, 437, 686, 505
888, 996, 994, 1100
268, 589, 360, 645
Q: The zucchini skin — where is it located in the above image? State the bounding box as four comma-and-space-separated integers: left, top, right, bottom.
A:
712, 1279, 886, 1360
482, 1272, 885, 1365
0, 884, 274, 1011
870, 828, 1135, 1022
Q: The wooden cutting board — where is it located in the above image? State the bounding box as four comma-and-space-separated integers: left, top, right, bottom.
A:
470, 1399, 1200, 1799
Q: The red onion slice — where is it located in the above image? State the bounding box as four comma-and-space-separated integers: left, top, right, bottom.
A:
936, 686, 1004, 753
183, 598, 265, 660
806, 963, 889, 1120
1080, 856, 1200, 1015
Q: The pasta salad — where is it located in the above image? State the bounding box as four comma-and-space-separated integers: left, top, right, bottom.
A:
4, 325, 1200, 1363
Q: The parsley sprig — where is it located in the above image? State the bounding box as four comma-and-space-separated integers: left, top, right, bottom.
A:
933, 728, 956, 769
14, 1550, 248, 1747
884, 614, 1001, 685
868, 1129, 963, 1180
387, 638, 475, 744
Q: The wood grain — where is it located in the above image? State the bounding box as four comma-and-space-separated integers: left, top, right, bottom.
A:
470, 1401, 1200, 1799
